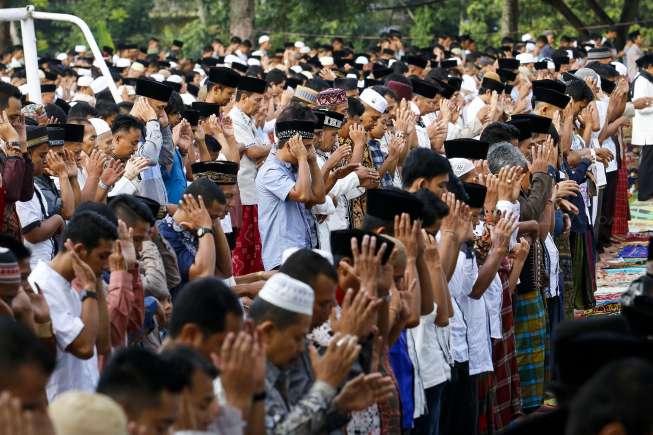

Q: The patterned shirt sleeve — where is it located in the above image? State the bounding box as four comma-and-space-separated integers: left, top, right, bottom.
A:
265, 380, 336, 435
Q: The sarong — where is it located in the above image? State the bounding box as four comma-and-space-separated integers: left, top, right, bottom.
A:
513, 289, 547, 411
232, 204, 263, 275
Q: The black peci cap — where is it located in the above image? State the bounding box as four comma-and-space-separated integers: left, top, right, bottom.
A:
191, 102, 220, 118
498, 58, 520, 70
462, 182, 487, 208
135, 78, 173, 102
410, 77, 438, 99
507, 118, 532, 141
404, 54, 428, 69
330, 229, 395, 265
532, 79, 566, 94
511, 114, 553, 134
481, 76, 505, 93
237, 76, 266, 93
40, 83, 57, 93
313, 109, 345, 129
497, 68, 517, 83
46, 124, 65, 147
208, 66, 241, 88
181, 109, 199, 127
62, 123, 85, 143
532, 87, 571, 109
366, 188, 424, 222
443, 138, 490, 160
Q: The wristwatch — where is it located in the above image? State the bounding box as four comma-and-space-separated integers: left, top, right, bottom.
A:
197, 227, 215, 238
80, 290, 98, 302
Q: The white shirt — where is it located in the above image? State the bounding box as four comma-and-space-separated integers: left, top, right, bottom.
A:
16, 184, 55, 268
632, 73, 653, 145
229, 106, 262, 205
462, 96, 487, 130
544, 234, 560, 298
448, 251, 493, 375
405, 326, 426, 419
28, 261, 99, 401
409, 306, 449, 389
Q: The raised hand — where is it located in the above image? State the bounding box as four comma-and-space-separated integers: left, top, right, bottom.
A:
325, 143, 351, 170
319, 68, 336, 82
355, 166, 380, 189
178, 194, 213, 230
439, 192, 460, 236
100, 158, 125, 187
510, 236, 531, 264
555, 180, 580, 199
333, 372, 396, 412
118, 220, 137, 269
394, 213, 420, 260
331, 163, 359, 181
84, 149, 106, 179
287, 134, 308, 161
310, 333, 361, 388
63, 149, 78, 177
172, 119, 194, 153
422, 229, 441, 262
484, 174, 499, 211
331, 288, 382, 338
349, 123, 366, 145
64, 239, 97, 291
595, 147, 614, 165
490, 212, 518, 254
0, 110, 19, 143
108, 240, 126, 272
28, 283, 50, 325
45, 150, 67, 177
350, 234, 387, 296
124, 156, 150, 181
511, 169, 525, 202
530, 144, 553, 174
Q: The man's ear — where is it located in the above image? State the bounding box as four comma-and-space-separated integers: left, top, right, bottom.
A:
72, 242, 87, 258
177, 323, 205, 348
256, 320, 276, 340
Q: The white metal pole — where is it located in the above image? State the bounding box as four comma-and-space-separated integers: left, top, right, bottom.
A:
31, 10, 122, 103
20, 6, 41, 104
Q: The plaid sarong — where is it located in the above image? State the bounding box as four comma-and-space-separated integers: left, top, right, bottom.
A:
513, 289, 547, 411
491, 263, 522, 430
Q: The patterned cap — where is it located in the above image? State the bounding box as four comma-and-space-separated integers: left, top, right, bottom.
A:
315, 88, 347, 107
0, 247, 20, 284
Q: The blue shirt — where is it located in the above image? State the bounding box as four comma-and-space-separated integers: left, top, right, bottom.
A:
162, 148, 187, 204
389, 331, 415, 430
157, 215, 196, 293
256, 152, 317, 270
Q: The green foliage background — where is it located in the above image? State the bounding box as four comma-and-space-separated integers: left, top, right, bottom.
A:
6, 0, 651, 57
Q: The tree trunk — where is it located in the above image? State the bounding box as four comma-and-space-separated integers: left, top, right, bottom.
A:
583, 0, 614, 25
541, 0, 589, 37
616, 0, 639, 50
229, 0, 255, 41
501, 0, 519, 38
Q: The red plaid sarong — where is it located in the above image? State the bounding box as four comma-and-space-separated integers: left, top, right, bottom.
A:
232, 204, 263, 275
612, 149, 630, 236
491, 262, 522, 430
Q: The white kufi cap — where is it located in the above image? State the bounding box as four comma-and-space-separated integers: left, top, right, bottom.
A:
258, 273, 314, 316
360, 88, 388, 113
449, 158, 475, 178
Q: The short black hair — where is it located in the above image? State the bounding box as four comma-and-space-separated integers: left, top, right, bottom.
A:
566, 358, 653, 435
95, 100, 119, 120
62, 211, 118, 251
0, 234, 31, 260
97, 347, 188, 419
266, 69, 286, 85
44, 103, 67, 124
0, 317, 55, 382
183, 178, 226, 206
279, 249, 337, 287
108, 194, 155, 226
0, 82, 21, 109
415, 188, 449, 227
347, 97, 365, 118
401, 148, 451, 188
165, 91, 184, 115
111, 114, 143, 135
566, 78, 594, 103
480, 122, 520, 145
361, 214, 394, 235
117, 101, 133, 114
169, 277, 243, 338
249, 297, 303, 329
371, 85, 398, 101
74, 201, 119, 226
67, 101, 97, 120
160, 346, 218, 382
628, 30, 641, 41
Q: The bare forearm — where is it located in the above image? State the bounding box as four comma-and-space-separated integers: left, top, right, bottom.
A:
196, 139, 212, 162
70, 177, 81, 206
23, 215, 62, 243
220, 135, 241, 162
508, 259, 526, 292
438, 233, 459, 281
428, 262, 450, 325
95, 284, 111, 355
416, 255, 434, 315
308, 158, 325, 203
81, 175, 100, 202
470, 249, 504, 299
189, 236, 216, 279
350, 140, 365, 164
58, 175, 76, 219
212, 221, 233, 279
404, 259, 421, 327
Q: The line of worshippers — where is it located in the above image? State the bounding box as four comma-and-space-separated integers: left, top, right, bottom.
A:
0, 34, 643, 435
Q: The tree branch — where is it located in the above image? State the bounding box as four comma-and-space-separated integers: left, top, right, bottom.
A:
541, 0, 589, 36
583, 0, 614, 25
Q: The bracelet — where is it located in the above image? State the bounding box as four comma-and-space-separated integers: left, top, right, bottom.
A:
35, 320, 53, 338
98, 180, 110, 190
252, 391, 267, 402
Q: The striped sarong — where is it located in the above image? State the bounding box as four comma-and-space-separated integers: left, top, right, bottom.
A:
513, 289, 547, 411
